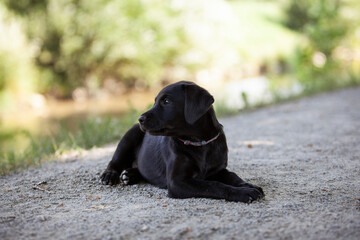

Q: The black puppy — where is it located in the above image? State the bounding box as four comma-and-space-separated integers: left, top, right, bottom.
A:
101, 81, 264, 202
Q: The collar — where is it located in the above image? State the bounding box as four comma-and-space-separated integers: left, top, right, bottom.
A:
178, 132, 221, 146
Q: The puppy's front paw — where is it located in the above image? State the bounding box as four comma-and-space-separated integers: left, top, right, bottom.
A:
242, 187, 264, 203
240, 182, 265, 197
120, 170, 130, 185
120, 168, 141, 185
227, 187, 264, 203
100, 169, 120, 185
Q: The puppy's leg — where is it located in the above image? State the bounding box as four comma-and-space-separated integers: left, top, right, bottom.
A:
167, 159, 264, 203
101, 124, 144, 185
120, 168, 143, 185
207, 169, 264, 196
168, 178, 263, 203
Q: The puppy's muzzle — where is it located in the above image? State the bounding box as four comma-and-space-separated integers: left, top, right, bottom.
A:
138, 113, 156, 132
138, 115, 147, 125
138, 114, 149, 132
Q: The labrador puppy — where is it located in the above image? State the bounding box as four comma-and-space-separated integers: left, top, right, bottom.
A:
101, 81, 264, 202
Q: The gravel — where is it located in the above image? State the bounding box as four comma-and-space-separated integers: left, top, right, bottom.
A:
1, 87, 360, 240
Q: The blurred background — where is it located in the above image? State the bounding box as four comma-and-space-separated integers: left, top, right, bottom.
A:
1, 0, 359, 174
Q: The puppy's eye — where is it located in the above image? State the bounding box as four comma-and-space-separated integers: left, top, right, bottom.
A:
162, 98, 170, 105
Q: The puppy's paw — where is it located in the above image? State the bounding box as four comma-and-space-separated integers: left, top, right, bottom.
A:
227, 187, 264, 203
120, 170, 131, 185
239, 182, 265, 197
120, 168, 141, 185
100, 169, 120, 185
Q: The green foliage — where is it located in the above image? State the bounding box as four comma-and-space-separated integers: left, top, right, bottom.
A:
283, 0, 311, 31
0, 3, 37, 110
4, 0, 47, 15
3, 0, 188, 97
1, 0, 303, 100
284, 0, 346, 55
1, 0, 302, 99
292, 46, 348, 93
283, 0, 356, 93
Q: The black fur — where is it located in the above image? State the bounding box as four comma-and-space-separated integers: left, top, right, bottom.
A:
101, 81, 264, 202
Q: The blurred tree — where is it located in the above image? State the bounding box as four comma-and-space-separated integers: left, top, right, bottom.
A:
3, 0, 189, 98
284, 0, 346, 55
283, 0, 310, 31
283, 0, 356, 92
0, 3, 37, 111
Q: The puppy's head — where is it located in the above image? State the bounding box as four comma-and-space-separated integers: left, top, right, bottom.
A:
138, 81, 214, 136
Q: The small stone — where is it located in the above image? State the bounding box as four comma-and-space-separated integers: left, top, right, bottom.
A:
37, 215, 47, 222
141, 225, 149, 232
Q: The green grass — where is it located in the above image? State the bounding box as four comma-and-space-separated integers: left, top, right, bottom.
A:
0, 109, 139, 175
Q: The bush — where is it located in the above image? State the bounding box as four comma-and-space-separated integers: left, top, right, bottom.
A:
4, 0, 189, 97
283, 0, 358, 92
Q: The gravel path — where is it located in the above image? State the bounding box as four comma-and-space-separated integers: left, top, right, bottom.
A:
1, 87, 360, 240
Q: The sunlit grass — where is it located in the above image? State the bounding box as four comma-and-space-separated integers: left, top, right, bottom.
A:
0, 110, 139, 175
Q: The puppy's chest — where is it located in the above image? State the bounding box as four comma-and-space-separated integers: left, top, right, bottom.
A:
192, 146, 226, 179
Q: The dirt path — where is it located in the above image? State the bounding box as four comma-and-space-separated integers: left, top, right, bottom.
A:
1, 87, 360, 240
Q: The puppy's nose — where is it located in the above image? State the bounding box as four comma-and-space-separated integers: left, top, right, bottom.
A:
138, 115, 147, 124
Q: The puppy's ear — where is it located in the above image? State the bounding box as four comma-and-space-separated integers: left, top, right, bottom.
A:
184, 83, 214, 124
